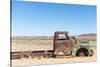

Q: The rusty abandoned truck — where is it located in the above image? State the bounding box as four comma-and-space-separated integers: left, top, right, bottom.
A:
11, 31, 94, 59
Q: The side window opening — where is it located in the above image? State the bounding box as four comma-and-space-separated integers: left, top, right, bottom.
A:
58, 34, 68, 40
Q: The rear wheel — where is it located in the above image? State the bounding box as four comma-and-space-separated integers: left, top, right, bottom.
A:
52, 54, 56, 58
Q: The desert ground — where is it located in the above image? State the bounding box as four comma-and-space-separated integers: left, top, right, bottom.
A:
11, 36, 96, 67
11, 46, 96, 67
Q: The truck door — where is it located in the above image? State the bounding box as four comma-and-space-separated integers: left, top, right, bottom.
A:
54, 32, 70, 55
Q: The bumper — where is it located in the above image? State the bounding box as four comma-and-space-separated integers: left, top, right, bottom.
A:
89, 49, 94, 56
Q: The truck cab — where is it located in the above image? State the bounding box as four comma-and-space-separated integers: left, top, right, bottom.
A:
53, 31, 73, 56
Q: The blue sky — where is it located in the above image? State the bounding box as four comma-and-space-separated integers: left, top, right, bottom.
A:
11, 1, 96, 36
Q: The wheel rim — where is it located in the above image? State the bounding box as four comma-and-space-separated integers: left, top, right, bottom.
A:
78, 52, 85, 57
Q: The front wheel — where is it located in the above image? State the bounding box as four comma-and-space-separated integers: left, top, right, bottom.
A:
76, 49, 89, 57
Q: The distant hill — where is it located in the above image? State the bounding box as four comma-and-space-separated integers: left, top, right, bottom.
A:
76, 33, 96, 41
77, 33, 96, 37
12, 33, 96, 41
12, 36, 53, 40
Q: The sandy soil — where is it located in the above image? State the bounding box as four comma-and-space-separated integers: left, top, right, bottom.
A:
11, 47, 96, 67
12, 40, 53, 52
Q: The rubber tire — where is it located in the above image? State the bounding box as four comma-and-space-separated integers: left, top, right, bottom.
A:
76, 50, 89, 57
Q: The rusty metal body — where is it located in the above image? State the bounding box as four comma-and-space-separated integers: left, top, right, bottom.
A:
53, 31, 75, 55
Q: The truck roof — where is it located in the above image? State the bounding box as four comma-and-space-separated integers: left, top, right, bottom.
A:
55, 31, 68, 34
